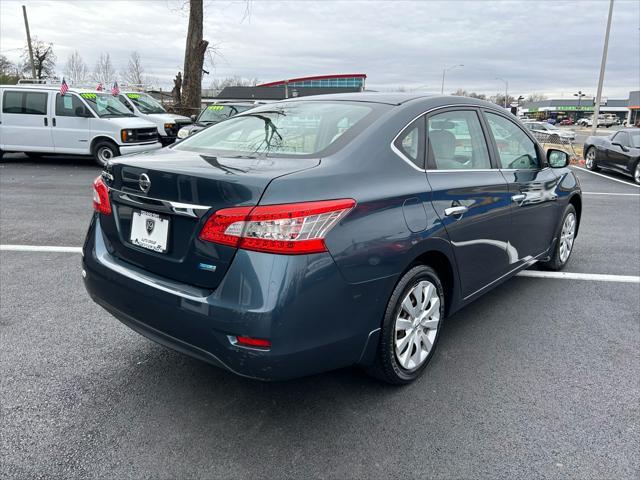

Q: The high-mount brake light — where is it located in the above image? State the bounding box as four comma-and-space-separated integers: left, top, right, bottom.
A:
199, 199, 356, 254
92, 176, 112, 215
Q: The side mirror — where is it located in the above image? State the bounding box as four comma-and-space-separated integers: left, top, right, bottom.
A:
547, 149, 569, 168
190, 115, 197, 122
75, 106, 91, 118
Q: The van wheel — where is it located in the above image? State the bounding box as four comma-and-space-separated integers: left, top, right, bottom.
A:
367, 265, 444, 385
92, 141, 119, 167
539, 204, 577, 271
26, 152, 43, 159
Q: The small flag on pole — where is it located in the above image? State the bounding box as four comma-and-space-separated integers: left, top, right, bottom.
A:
60, 78, 69, 96
111, 81, 120, 96
96, 82, 103, 92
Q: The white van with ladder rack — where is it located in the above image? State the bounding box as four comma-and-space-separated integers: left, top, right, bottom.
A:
0, 80, 161, 165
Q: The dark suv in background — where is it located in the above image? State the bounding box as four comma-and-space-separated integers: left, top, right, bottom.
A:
83, 94, 581, 384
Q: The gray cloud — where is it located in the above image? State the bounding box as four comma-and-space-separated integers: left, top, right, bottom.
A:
1, 0, 638, 98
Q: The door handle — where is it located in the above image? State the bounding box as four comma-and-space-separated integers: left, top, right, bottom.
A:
511, 194, 526, 204
52, 117, 56, 127
44, 117, 48, 126
444, 205, 469, 217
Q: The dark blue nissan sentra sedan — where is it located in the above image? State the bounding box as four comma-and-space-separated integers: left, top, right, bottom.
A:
83, 93, 582, 384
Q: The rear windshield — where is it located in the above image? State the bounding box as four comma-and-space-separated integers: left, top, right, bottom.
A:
174, 101, 374, 156
198, 104, 254, 124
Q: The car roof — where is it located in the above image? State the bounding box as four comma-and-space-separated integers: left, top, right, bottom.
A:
278, 92, 434, 105
0, 84, 104, 94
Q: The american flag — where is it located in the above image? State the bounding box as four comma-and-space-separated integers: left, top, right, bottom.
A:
96, 82, 103, 92
60, 78, 69, 96
111, 81, 120, 96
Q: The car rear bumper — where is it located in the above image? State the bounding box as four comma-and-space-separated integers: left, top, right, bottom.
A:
82, 216, 389, 380
119, 142, 162, 156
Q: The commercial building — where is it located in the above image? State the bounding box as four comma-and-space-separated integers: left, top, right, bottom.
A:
520, 91, 638, 125
208, 74, 367, 102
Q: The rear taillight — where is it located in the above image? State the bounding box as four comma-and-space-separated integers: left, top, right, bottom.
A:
199, 199, 356, 254
92, 176, 112, 215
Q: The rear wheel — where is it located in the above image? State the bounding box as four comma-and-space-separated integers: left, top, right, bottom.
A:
92, 140, 119, 167
540, 204, 577, 271
585, 147, 599, 171
367, 265, 444, 385
634, 162, 640, 185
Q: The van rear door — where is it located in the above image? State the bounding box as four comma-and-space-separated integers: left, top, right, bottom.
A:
0, 89, 53, 152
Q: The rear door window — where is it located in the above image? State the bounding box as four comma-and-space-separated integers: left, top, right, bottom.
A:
426, 110, 491, 170
2, 91, 48, 115
484, 112, 540, 170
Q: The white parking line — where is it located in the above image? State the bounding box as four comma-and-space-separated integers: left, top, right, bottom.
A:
582, 192, 640, 196
517, 270, 640, 284
0, 245, 82, 253
2, 244, 639, 284
571, 166, 640, 188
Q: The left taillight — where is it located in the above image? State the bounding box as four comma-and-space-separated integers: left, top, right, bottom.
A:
199, 199, 356, 254
92, 176, 112, 215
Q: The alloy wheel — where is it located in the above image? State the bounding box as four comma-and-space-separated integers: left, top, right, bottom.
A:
394, 280, 440, 371
98, 146, 114, 165
585, 149, 595, 169
635, 164, 640, 184
559, 212, 576, 263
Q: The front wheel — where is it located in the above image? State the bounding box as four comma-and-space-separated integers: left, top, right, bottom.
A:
367, 265, 445, 385
585, 147, 599, 171
92, 141, 119, 167
634, 162, 640, 185
540, 204, 577, 271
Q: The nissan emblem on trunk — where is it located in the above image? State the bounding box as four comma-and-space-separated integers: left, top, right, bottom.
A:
146, 218, 155, 234
139, 173, 151, 193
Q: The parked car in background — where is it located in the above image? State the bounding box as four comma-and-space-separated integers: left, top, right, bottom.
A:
546, 118, 557, 125
577, 114, 616, 128
559, 118, 574, 126
0, 84, 161, 165
117, 91, 191, 145
524, 121, 576, 142
584, 128, 640, 184
176, 102, 262, 139
84, 93, 582, 384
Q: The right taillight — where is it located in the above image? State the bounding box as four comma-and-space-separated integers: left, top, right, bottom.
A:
92, 176, 112, 215
199, 199, 356, 254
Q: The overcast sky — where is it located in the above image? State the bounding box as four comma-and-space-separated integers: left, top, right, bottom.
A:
1, 0, 638, 98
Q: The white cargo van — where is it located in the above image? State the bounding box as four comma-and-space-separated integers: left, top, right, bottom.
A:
0, 84, 162, 165
116, 91, 191, 145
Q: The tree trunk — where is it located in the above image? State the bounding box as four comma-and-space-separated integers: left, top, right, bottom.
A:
181, 0, 208, 116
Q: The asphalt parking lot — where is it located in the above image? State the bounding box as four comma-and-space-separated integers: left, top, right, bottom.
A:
1, 154, 639, 479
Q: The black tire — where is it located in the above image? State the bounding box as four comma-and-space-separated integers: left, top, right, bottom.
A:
539, 204, 577, 271
634, 162, 640, 185
92, 140, 119, 167
585, 147, 599, 171
367, 265, 445, 385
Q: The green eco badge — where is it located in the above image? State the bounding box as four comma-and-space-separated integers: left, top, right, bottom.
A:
126, 93, 141, 99
80, 93, 97, 99
207, 105, 224, 110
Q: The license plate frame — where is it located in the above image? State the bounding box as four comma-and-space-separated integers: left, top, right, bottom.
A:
130, 210, 170, 253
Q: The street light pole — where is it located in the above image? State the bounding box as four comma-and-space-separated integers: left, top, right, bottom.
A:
591, 0, 614, 136
496, 77, 508, 108
441, 64, 463, 95
573, 91, 585, 121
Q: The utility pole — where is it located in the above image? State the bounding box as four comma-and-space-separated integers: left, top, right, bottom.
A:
441, 64, 463, 95
496, 77, 508, 108
591, 0, 614, 136
22, 5, 36, 79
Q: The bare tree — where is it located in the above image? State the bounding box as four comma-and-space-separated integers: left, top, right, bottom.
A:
92, 52, 115, 86
124, 51, 145, 86
64, 50, 88, 85
21, 37, 56, 79
0, 54, 20, 84
210, 75, 260, 94
526, 93, 547, 102
181, 0, 208, 113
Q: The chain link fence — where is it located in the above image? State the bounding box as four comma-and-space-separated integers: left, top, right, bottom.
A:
530, 131, 584, 165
